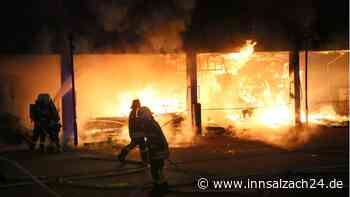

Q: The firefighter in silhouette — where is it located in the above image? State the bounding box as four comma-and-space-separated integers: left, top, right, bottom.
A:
117, 99, 148, 163
139, 106, 169, 195
29, 93, 61, 152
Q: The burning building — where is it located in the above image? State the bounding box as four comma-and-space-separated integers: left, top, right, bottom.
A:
1, 43, 347, 150
0, 0, 348, 150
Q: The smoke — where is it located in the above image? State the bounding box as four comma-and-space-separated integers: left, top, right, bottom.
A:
96, 3, 129, 33
4, 0, 348, 53
137, 18, 185, 52
34, 27, 55, 53
133, 0, 196, 52
74, 0, 197, 53
227, 126, 319, 150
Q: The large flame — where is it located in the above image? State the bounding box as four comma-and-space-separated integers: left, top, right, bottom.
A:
113, 86, 193, 147
200, 41, 348, 129
76, 44, 348, 149
198, 41, 348, 149
116, 86, 184, 116
200, 41, 293, 129
75, 54, 192, 147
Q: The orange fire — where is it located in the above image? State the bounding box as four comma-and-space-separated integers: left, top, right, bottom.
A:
116, 86, 185, 116
302, 105, 349, 125
200, 41, 348, 130
199, 41, 293, 129
75, 54, 191, 146
75, 43, 348, 149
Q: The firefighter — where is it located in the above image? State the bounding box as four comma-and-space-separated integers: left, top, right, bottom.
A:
117, 99, 148, 163
29, 93, 61, 152
139, 106, 169, 195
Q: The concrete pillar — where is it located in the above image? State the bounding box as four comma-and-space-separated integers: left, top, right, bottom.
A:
60, 34, 78, 147
304, 50, 309, 125
289, 50, 302, 127
58, 0, 78, 147
186, 51, 202, 134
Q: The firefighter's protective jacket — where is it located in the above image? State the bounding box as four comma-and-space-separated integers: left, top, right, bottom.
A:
128, 109, 145, 139
30, 95, 60, 131
139, 107, 169, 160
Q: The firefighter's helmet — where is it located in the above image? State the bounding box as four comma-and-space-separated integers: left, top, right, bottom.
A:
139, 106, 153, 118
130, 99, 141, 109
36, 93, 51, 105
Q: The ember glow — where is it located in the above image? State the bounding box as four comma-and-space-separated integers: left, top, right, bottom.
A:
74, 44, 348, 149
303, 105, 349, 125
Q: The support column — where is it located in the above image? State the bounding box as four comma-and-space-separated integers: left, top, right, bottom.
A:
60, 34, 78, 147
304, 50, 309, 125
58, 0, 78, 147
289, 50, 302, 127
186, 51, 202, 134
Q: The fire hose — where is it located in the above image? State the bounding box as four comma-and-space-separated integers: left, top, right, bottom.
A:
0, 116, 221, 191
1, 154, 346, 193
0, 158, 148, 189
2, 117, 346, 193
158, 117, 214, 176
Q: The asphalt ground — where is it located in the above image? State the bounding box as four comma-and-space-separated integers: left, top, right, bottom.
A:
0, 126, 348, 197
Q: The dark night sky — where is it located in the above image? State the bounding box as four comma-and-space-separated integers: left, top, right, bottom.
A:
0, 0, 348, 53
